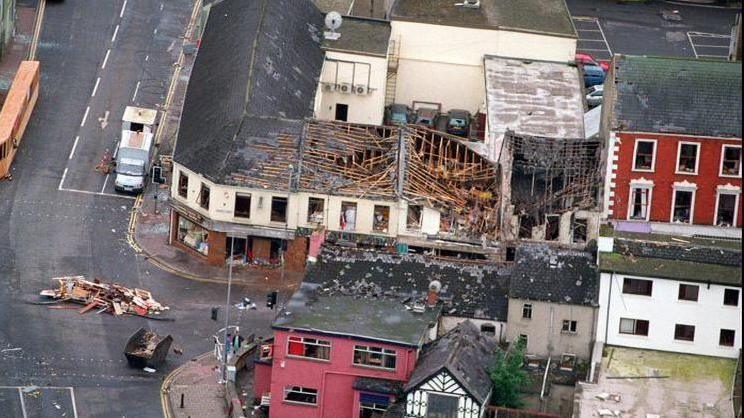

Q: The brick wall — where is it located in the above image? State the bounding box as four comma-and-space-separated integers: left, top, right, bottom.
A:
206, 231, 227, 265
285, 237, 308, 273
252, 237, 272, 261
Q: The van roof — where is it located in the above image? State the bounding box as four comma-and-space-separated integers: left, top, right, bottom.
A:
123, 106, 158, 126
121, 130, 153, 150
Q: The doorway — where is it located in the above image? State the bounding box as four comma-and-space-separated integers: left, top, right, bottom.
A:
335, 103, 349, 122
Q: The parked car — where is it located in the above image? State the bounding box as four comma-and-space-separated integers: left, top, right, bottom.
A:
575, 52, 610, 72
384, 103, 411, 125
445, 109, 471, 137
583, 65, 606, 88
414, 108, 438, 128
586, 85, 604, 108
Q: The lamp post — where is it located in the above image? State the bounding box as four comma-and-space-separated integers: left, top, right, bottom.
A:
220, 235, 235, 384
280, 164, 294, 283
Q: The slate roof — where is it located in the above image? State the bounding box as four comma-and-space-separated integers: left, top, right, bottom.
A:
509, 245, 599, 306
609, 55, 742, 137
304, 247, 512, 321
272, 282, 440, 347
173, 0, 324, 186
390, 0, 576, 37
322, 16, 391, 57
404, 321, 499, 405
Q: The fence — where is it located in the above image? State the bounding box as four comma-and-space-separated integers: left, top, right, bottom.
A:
0, 60, 40, 178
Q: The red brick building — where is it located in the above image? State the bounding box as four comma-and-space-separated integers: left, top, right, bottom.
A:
602, 56, 742, 230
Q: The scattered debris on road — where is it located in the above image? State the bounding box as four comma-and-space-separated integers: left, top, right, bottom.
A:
39, 276, 169, 317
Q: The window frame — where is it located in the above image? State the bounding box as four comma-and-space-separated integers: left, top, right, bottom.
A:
719, 329, 736, 347
406, 205, 423, 231
198, 183, 210, 210
353, 345, 397, 370
283, 386, 318, 406
561, 320, 578, 334
619, 318, 649, 336
234, 193, 252, 219
677, 284, 699, 302
720, 144, 742, 178
723, 288, 740, 307
178, 172, 189, 199
286, 336, 331, 361
270, 196, 289, 223
670, 188, 696, 224
674, 324, 696, 342
559, 354, 576, 371
522, 303, 533, 319
714, 191, 740, 228
307, 197, 326, 224
340, 201, 358, 231
372, 205, 391, 233
675, 141, 701, 175
627, 186, 653, 221
632, 139, 657, 172
622, 278, 653, 296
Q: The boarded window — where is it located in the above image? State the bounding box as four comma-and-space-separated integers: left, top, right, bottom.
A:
573, 218, 588, 243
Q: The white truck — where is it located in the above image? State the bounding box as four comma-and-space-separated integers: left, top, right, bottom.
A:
114, 107, 157, 194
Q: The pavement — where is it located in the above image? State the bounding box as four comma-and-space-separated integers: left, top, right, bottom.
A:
163, 352, 227, 418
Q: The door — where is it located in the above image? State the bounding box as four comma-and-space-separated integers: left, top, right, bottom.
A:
335, 103, 349, 122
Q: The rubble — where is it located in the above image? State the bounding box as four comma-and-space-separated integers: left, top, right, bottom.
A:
39, 276, 169, 317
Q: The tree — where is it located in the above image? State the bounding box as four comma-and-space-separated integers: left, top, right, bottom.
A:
488, 339, 530, 408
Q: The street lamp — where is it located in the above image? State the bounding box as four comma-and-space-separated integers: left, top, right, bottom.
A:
280, 164, 294, 283
219, 235, 236, 384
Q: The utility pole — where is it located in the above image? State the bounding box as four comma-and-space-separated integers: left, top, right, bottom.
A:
280, 165, 293, 283
220, 235, 235, 384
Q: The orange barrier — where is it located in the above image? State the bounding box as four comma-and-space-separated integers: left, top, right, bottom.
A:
0, 61, 40, 178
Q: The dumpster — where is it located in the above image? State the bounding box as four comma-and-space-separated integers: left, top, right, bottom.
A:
124, 328, 173, 369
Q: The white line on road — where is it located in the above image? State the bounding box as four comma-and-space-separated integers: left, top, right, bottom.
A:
18, 388, 28, 418
145, 55, 149, 61
596, 20, 613, 56
58, 168, 68, 190
101, 174, 110, 193
120, 0, 128, 17
102, 49, 111, 69
576, 48, 610, 52
69, 387, 79, 418
688, 32, 700, 58
694, 44, 730, 49
60, 186, 136, 200
153, 28, 158, 35
132, 81, 141, 101
113, 142, 121, 159
578, 39, 608, 43
69, 136, 80, 160
92, 77, 101, 97
112, 25, 120, 42
81, 106, 90, 127
577, 29, 602, 32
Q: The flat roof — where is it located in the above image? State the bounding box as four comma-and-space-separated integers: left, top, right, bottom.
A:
322, 16, 391, 57
390, 0, 576, 37
123, 106, 157, 126
484, 56, 585, 161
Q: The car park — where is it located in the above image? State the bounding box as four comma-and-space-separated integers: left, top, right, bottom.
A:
575, 52, 610, 72
583, 65, 606, 88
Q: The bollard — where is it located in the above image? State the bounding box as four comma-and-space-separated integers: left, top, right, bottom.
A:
211, 306, 219, 321
180, 393, 185, 409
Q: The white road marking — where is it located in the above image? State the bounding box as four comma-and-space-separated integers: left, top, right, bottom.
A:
69, 387, 79, 418
92, 77, 101, 97
132, 81, 141, 101
69, 136, 80, 160
120, 0, 128, 17
688, 31, 732, 59
694, 44, 730, 49
81, 106, 90, 127
60, 187, 136, 200
576, 48, 610, 52
18, 388, 28, 418
101, 174, 110, 193
160, 3, 164, 11
145, 55, 149, 61
153, 28, 158, 35
596, 19, 613, 56
112, 25, 119, 42
578, 39, 608, 43
58, 168, 68, 190
577, 29, 602, 32
113, 142, 121, 159
102, 49, 111, 69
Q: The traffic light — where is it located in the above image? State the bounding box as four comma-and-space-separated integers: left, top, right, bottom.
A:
266, 291, 278, 309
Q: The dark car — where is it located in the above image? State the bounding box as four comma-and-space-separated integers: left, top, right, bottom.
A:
583, 65, 606, 88
384, 103, 411, 125
445, 109, 471, 137
414, 108, 438, 128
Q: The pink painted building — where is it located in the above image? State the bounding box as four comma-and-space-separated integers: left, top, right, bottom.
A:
254, 283, 440, 418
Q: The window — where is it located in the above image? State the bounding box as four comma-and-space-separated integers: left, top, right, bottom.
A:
676, 142, 700, 174
283, 386, 318, 405
633, 140, 656, 171
572, 218, 588, 243
623, 278, 653, 296
619, 318, 649, 336
720, 329, 736, 347
198, 184, 210, 209
629, 187, 652, 221
427, 393, 459, 418
724, 288, 740, 306
716, 193, 738, 227
672, 190, 694, 223
307, 198, 325, 224
353, 345, 397, 369
522, 303, 533, 319
178, 172, 189, 198
407, 205, 423, 230
287, 336, 331, 360
562, 320, 578, 334
340, 202, 357, 231
259, 343, 273, 360
481, 324, 496, 336
678, 284, 699, 302
271, 197, 288, 223
559, 354, 576, 371
674, 324, 695, 341
373, 205, 390, 233
335, 103, 349, 122
234, 194, 251, 218
359, 394, 389, 418
518, 334, 528, 346
721, 145, 742, 177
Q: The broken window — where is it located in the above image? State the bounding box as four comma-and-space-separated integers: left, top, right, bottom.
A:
353, 345, 397, 369
633, 140, 656, 171
518, 215, 535, 239
234, 193, 251, 218
572, 218, 588, 243
287, 336, 331, 360
283, 386, 318, 405
720, 329, 736, 347
724, 288, 739, 306
672, 190, 694, 223
561, 320, 578, 333
406, 205, 423, 231
716, 193, 737, 227
270, 197, 288, 223
307, 198, 325, 224
340, 202, 357, 231
373, 205, 390, 233
619, 318, 649, 336
198, 183, 210, 210
674, 324, 695, 341
678, 284, 699, 302
721, 145, 742, 176
629, 187, 651, 221
559, 354, 576, 371
545, 215, 560, 241
677, 143, 699, 174
178, 172, 188, 198
259, 343, 273, 360
623, 278, 653, 296
522, 304, 533, 319
518, 334, 529, 347
481, 324, 496, 336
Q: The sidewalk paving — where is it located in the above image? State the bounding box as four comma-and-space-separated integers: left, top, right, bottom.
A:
165, 353, 228, 418
0, 2, 35, 97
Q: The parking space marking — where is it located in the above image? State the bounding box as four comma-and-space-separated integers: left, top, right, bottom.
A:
92, 77, 101, 97
687, 31, 731, 59
102, 49, 110, 69
573, 17, 613, 60
0, 386, 79, 418
80, 106, 90, 127
17, 388, 27, 418
68, 136, 80, 160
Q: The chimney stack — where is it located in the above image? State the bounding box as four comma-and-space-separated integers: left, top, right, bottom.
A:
427, 280, 442, 307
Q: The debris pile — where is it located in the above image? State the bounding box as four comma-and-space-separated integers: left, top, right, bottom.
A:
39, 276, 169, 317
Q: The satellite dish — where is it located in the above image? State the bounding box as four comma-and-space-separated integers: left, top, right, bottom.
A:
324, 12, 343, 40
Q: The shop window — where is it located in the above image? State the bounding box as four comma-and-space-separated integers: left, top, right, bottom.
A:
522, 303, 533, 319
307, 198, 325, 224
359, 394, 389, 418
271, 197, 288, 223
559, 354, 576, 371
629, 187, 652, 221
724, 288, 740, 306
572, 218, 588, 244
481, 324, 496, 336
177, 216, 209, 256
283, 386, 318, 405
672, 190, 694, 224
633, 140, 656, 171
341, 201, 357, 231
676, 143, 699, 174
427, 394, 458, 417
561, 320, 578, 334
619, 318, 649, 336
623, 278, 653, 296
373, 205, 390, 233
720, 329, 736, 347
199, 184, 210, 210
674, 324, 695, 341
407, 205, 422, 230
716, 193, 738, 227
234, 194, 251, 218
287, 336, 331, 360
721, 145, 742, 176
678, 284, 699, 302
178, 172, 188, 198
353, 345, 397, 369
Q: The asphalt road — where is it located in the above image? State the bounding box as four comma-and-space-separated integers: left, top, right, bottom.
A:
0, 1, 276, 417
